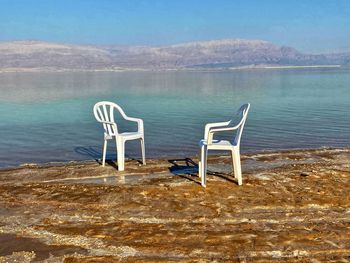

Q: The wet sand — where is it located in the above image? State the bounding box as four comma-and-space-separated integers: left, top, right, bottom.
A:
0, 148, 349, 262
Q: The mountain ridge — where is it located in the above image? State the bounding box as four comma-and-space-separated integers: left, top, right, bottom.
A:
0, 39, 348, 71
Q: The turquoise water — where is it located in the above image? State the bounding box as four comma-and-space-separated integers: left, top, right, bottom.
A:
0, 69, 349, 168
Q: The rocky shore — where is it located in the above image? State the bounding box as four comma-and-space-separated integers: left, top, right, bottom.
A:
0, 148, 349, 262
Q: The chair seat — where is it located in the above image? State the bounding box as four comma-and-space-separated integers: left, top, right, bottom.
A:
120, 132, 143, 140
105, 132, 143, 140
199, 139, 237, 150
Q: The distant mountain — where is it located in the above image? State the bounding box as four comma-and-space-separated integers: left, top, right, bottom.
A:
0, 39, 348, 71
0, 41, 114, 70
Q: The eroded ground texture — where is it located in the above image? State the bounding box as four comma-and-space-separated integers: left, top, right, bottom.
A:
0, 148, 349, 262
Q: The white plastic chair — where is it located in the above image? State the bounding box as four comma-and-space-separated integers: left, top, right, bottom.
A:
93, 101, 145, 171
198, 103, 250, 187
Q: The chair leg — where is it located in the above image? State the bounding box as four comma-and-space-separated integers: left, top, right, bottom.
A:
198, 149, 202, 178
198, 161, 202, 178
232, 149, 242, 185
117, 138, 125, 171
204, 147, 208, 186
230, 150, 235, 174
140, 138, 146, 165
102, 139, 107, 167
200, 146, 207, 187
115, 138, 118, 162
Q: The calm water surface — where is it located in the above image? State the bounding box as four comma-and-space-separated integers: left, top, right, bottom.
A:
0, 69, 349, 168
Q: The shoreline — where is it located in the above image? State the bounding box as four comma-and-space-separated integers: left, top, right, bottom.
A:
1, 146, 348, 171
0, 64, 346, 74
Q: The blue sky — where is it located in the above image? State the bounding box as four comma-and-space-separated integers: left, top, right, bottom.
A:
0, 0, 350, 53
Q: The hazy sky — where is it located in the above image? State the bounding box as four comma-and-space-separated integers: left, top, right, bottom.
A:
1, 0, 350, 53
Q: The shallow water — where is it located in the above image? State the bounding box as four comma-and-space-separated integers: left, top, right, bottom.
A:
0, 69, 350, 167
46, 173, 173, 185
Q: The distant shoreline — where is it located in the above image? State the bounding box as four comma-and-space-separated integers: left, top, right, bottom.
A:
0, 64, 345, 74
230, 64, 342, 70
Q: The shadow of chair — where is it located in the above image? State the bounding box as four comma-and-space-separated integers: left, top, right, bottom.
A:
168, 158, 202, 185
74, 146, 119, 169
168, 157, 238, 186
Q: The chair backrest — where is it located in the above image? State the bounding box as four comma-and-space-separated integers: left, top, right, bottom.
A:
232, 103, 250, 146
93, 101, 127, 136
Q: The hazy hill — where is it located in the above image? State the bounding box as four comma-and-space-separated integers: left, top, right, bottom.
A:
0, 39, 348, 71
0, 41, 114, 70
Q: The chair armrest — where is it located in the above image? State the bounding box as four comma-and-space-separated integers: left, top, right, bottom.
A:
204, 121, 231, 139
207, 117, 246, 143
124, 116, 141, 122
209, 124, 240, 134
124, 116, 144, 133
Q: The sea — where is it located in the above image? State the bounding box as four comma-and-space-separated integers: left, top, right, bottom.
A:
1, 68, 349, 168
